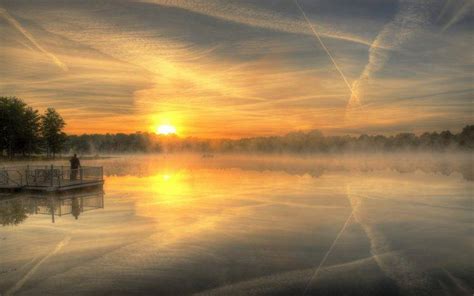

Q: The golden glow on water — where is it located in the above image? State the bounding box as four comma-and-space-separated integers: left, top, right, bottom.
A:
148, 171, 190, 204
1, 155, 472, 295
106, 170, 193, 206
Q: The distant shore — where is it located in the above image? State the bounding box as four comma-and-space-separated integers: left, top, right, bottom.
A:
0, 155, 114, 163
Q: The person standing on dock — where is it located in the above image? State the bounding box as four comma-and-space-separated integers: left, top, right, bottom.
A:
70, 154, 81, 180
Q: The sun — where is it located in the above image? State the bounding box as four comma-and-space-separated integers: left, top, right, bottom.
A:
156, 124, 177, 135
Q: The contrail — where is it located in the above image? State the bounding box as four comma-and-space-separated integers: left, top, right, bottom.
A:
441, 0, 472, 32
347, 188, 431, 295
5, 236, 71, 296
141, 0, 382, 48
293, 0, 353, 94
0, 7, 68, 71
347, 0, 434, 109
302, 210, 354, 295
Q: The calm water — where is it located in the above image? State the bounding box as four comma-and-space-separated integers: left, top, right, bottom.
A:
1, 154, 473, 296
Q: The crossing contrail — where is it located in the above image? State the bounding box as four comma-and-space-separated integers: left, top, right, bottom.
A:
293, 0, 353, 94
302, 210, 354, 295
5, 236, 71, 296
441, 0, 472, 32
0, 7, 68, 71
347, 0, 434, 109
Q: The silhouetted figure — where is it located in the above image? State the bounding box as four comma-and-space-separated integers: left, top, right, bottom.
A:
70, 154, 81, 180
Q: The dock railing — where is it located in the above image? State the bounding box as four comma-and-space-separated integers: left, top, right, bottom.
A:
25, 166, 103, 188
0, 165, 103, 190
0, 167, 24, 187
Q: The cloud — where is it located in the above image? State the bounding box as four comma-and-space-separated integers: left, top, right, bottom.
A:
137, 0, 380, 48
0, 0, 471, 136
0, 6, 68, 71
347, 0, 437, 109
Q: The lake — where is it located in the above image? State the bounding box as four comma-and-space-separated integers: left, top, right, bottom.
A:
1, 154, 472, 296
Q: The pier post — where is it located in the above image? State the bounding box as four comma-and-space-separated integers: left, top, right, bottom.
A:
50, 165, 54, 187
51, 197, 55, 223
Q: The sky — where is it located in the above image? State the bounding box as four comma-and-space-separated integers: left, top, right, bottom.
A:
0, 0, 472, 138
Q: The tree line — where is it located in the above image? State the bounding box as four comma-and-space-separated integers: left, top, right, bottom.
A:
0, 97, 66, 158
66, 125, 474, 154
1, 96, 473, 157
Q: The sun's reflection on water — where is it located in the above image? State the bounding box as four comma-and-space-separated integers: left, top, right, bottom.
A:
1, 155, 472, 295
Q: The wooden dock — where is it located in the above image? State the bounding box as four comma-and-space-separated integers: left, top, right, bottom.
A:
0, 165, 104, 192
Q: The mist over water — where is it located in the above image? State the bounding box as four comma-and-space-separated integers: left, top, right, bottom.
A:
1, 153, 472, 296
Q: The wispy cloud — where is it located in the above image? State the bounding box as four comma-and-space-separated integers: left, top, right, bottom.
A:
0, 7, 68, 71
0, 0, 471, 136
439, 0, 473, 32
347, 0, 436, 109
137, 0, 379, 48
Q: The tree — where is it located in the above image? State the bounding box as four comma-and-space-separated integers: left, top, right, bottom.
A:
458, 125, 474, 149
17, 106, 41, 156
0, 96, 41, 158
41, 108, 67, 158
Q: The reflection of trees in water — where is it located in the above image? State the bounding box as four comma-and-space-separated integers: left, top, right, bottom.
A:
0, 198, 31, 226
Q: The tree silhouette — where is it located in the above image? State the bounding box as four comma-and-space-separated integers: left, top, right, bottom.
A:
63, 126, 474, 154
1, 95, 472, 156
458, 125, 474, 149
41, 108, 67, 158
18, 106, 42, 156
0, 96, 41, 158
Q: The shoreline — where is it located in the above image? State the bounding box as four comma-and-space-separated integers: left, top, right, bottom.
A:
0, 155, 115, 163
